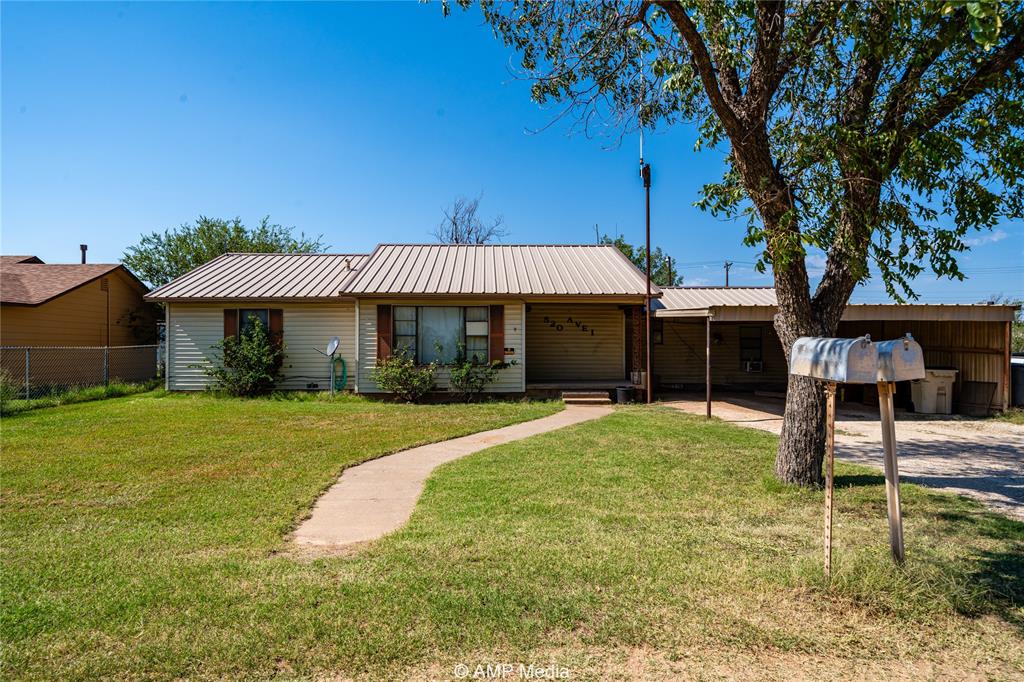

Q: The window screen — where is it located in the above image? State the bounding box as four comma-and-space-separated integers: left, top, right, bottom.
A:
465, 306, 489, 363
239, 309, 269, 337
739, 326, 763, 364
394, 306, 418, 359
418, 307, 464, 364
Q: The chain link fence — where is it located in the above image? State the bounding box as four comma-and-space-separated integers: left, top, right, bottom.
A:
0, 345, 159, 400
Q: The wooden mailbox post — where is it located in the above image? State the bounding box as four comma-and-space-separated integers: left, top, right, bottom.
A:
789, 334, 925, 578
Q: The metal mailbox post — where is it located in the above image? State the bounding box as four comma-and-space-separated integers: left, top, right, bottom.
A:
789, 334, 925, 577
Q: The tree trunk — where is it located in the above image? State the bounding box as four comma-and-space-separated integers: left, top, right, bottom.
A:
772, 256, 830, 488
777, 374, 826, 487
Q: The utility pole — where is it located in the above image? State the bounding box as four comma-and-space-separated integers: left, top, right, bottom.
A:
640, 133, 653, 405
724, 261, 733, 287
594, 224, 600, 244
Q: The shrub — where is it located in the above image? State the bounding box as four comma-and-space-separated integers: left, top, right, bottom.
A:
372, 349, 437, 403
203, 316, 285, 396
0, 369, 23, 404
447, 344, 514, 402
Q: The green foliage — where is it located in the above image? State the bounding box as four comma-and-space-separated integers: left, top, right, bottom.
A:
0, 381, 158, 417
123, 216, 326, 287
600, 233, 684, 286
992, 295, 1024, 352
203, 316, 285, 397
458, 1, 1024, 301
371, 349, 438, 402
446, 343, 515, 402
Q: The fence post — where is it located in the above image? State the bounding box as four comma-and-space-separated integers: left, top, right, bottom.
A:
24, 348, 30, 399
103, 347, 110, 387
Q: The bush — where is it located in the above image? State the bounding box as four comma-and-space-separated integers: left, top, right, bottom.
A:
447, 344, 514, 402
0, 369, 21, 404
372, 349, 437, 403
203, 316, 285, 396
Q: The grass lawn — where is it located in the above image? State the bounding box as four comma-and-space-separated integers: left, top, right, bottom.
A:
3, 399, 1022, 679
994, 407, 1024, 425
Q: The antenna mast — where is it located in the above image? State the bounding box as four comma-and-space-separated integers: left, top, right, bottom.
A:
639, 130, 652, 405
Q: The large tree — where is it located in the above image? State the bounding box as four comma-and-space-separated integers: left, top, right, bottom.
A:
453, 0, 1024, 486
123, 216, 325, 288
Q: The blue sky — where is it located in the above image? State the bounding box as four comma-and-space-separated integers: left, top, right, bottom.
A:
2, 1, 1021, 302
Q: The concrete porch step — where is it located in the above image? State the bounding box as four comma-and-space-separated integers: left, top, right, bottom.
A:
561, 391, 613, 405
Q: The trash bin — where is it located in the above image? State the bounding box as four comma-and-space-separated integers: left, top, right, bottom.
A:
910, 368, 957, 414
616, 387, 633, 404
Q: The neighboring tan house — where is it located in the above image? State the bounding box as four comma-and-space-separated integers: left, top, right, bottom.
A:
0, 255, 155, 346
147, 244, 1017, 414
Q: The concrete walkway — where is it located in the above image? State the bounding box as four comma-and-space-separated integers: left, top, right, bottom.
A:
663, 393, 1024, 520
293, 405, 612, 551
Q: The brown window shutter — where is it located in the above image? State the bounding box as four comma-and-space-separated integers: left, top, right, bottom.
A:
269, 309, 284, 348
376, 305, 393, 360
489, 305, 504, 364
223, 309, 238, 339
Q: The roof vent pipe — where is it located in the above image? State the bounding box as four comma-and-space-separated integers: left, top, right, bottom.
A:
80, 244, 88, 264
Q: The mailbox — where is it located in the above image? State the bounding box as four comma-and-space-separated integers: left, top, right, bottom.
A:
875, 334, 925, 383
789, 335, 877, 384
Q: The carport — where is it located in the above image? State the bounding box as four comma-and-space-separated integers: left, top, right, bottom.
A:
652, 287, 1016, 416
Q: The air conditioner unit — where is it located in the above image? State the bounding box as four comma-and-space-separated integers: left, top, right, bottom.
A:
744, 361, 763, 373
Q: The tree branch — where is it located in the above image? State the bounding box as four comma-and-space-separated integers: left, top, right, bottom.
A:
654, 0, 744, 134
888, 23, 1024, 169
879, 9, 968, 136
746, 0, 787, 116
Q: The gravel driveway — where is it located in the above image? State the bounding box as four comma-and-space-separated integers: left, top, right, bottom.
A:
663, 393, 1024, 520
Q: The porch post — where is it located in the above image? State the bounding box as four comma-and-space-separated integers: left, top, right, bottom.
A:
705, 315, 711, 419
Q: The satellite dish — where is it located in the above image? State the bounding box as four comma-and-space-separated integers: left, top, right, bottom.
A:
326, 336, 340, 356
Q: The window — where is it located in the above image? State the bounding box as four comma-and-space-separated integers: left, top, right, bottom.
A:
394, 306, 417, 357
464, 306, 489, 363
739, 326, 763, 365
419, 307, 464, 364
392, 306, 489, 364
239, 309, 269, 337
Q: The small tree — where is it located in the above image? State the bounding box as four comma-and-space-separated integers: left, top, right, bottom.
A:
432, 194, 509, 244
372, 349, 438, 402
447, 343, 514, 402
203, 316, 284, 396
600, 234, 684, 286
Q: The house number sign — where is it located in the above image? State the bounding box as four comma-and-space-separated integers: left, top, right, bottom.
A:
543, 315, 597, 336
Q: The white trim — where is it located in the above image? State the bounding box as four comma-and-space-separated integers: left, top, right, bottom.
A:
164, 305, 170, 390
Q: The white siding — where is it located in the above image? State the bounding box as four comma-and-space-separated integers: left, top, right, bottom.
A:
167, 305, 222, 391
167, 303, 356, 391
357, 302, 525, 393
276, 304, 356, 390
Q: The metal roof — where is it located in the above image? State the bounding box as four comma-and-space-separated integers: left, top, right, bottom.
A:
146, 253, 368, 301
654, 286, 777, 312
653, 286, 1017, 322
341, 244, 659, 297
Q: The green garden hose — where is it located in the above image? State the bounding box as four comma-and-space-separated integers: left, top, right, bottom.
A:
333, 356, 347, 392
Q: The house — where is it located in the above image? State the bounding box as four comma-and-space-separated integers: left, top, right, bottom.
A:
147, 245, 1016, 414
146, 245, 655, 393
0, 255, 155, 346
